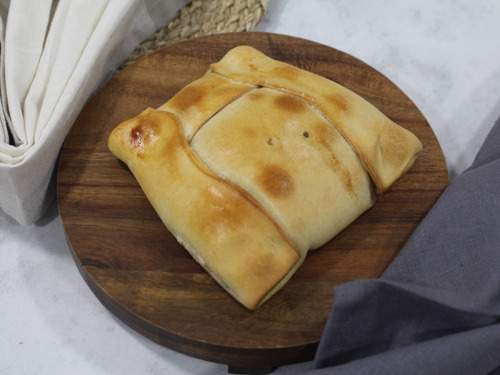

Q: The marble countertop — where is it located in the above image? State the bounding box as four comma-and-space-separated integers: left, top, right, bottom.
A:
2, 1, 500, 374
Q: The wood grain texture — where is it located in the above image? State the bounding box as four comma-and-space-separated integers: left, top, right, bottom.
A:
56, 32, 449, 370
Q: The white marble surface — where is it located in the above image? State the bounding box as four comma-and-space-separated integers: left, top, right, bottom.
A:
1, 1, 500, 374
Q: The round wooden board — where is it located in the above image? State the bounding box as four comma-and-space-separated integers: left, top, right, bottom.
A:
57, 32, 449, 372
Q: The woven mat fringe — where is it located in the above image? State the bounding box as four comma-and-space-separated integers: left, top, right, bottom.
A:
122, 0, 270, 68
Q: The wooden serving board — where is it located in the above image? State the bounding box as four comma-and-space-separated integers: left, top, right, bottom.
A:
57, 32, 449, 373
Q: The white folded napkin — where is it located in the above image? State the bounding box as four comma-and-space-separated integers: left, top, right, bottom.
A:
0, 0, 189, 225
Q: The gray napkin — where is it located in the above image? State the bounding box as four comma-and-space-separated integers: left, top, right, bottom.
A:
306, 115, 500, 375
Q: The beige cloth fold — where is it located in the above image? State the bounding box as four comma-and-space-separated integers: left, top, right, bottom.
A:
0, 0, 189, 225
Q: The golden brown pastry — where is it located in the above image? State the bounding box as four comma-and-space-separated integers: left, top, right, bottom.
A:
108, 46, 422, 310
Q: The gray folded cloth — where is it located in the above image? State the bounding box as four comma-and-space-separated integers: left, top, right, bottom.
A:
306, 115, 500, 375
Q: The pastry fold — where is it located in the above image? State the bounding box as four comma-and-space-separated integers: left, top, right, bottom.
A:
108, 46, 422, 309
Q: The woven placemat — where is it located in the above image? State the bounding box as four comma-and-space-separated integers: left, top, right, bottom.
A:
122, 0, 270, 68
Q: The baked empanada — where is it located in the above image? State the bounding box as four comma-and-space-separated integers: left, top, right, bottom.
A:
108, 46, 421, 310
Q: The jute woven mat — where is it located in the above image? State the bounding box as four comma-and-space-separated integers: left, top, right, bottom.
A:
122, 0, 270, 68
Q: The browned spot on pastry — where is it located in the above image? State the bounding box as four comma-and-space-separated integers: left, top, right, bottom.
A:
272, 65, 299, 80
273, 94, 308, 113
130, 126, 144, 148
325, 92, 349, 112
338, 163, 354, 193
170, 85, 205, 112
242, 126, 258, 138
247, 89, 265, 102
129, 113, 161, 158
256, 164, 294, 198
313, 122, 354, 194
313, 121, 339, 145
248, 63, 258, 71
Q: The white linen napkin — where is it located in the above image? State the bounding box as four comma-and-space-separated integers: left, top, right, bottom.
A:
0, 0, 189, 225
